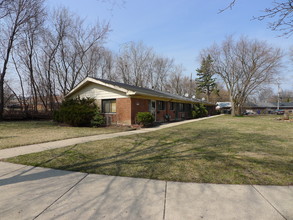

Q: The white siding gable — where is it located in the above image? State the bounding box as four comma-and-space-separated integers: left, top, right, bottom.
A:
70, 82, 128, 99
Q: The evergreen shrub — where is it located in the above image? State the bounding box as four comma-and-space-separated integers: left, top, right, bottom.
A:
136, 112, 155, 127
54, 97, 104, 127
191, 104, 208, 118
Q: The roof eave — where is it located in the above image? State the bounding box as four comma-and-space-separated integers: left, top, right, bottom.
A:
132, 92, 212, 104
65, 77, 136, 97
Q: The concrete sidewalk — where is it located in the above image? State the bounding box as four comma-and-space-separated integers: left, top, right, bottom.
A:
0, 161, 292, 220
0, 115, 222, 160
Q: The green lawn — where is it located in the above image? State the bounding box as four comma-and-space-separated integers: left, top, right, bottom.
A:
0, 121, 133, 149
5, 116, 293, 185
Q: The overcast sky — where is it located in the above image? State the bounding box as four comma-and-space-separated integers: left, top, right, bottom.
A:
46, 0, 293, 91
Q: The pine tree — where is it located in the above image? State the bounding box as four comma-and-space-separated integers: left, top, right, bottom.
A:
195, 55, 218, 102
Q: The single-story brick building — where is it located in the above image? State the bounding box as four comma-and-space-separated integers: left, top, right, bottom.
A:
66, 77, 215, 125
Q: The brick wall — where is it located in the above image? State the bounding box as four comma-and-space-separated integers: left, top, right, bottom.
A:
164, 102, 192, 121
100, 97, 150, 125
131, 98, 150, 124
166, 102, 176, 121
156, 109, 167, 122
102, 97, 214, 125
116, 98, 132, 125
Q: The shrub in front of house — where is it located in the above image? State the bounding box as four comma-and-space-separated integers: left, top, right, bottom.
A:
191, 103, 208, 118
91, 110, 106, 127
136, 112, 155, 127
54, 97, 104, 127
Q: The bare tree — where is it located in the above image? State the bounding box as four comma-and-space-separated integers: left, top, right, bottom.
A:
203, 36, 283, 116
116, 41, 181, 91
210, 82, 230, 103
11, 55, 29, 113
33, 7, 108, 110
280, 89, 293, 102
250, 87, 293, 103
102, 50, 117, 81
257, 0, 293, 36
40, 8, 70, 111
255, 87, 275, 103
3, 80, 15, 107
164, 65, 195, 96
290, 46, 293, 61
221, 0, 293, 37
93, 48, 117, 80
0, 0, 12, 19
49, 8, 109, 97
150, 57, 174, 91
0, 1, 117, 117
165, 70, 183, 95
117, 42, 155, 87
11, 3, 46, 113
0, 0, 45, 119
218, 0, 236, 13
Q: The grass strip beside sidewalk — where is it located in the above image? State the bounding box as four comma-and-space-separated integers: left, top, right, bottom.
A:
5, 116, 293, 185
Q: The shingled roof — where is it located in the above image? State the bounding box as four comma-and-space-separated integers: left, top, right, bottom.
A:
245, 102, 293, 108
67, 77, 214, 105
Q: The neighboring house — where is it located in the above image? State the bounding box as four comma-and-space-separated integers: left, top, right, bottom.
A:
216, 101, 293, 115
216, 102, 231, 114
245, 102, 293, 114
66, 77, 215, 125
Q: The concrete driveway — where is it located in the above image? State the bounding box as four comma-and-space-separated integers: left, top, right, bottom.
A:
1, 161, 292, 220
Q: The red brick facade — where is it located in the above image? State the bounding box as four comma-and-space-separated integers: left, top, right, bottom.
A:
116, 98, 132, 125
102, 97, 195, 125
67, 78, 215, 125
130, 98, 150, 124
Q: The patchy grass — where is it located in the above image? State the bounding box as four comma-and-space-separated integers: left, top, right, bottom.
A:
0, 121, 133, 149
5, 116, 293, 185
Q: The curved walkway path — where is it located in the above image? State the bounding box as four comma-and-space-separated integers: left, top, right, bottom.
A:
0, 115, 292, 219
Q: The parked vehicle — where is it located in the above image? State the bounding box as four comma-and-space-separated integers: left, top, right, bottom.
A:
243, 110, 255, 115
275, 109, 285, 115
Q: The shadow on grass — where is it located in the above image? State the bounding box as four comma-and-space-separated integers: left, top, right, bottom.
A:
8, 128, 293, 184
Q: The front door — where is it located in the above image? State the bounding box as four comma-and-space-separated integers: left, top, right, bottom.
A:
149, 100, 156, 121
175, 103, 179, 120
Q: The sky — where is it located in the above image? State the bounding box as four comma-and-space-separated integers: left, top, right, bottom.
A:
46, 0, 293, 91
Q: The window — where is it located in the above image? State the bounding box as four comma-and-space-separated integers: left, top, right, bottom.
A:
179, 103, 184, 112
157, 101, 165, 110
170, 102, 175, 110
102, 99, 116, 113
185, 104, 191, 112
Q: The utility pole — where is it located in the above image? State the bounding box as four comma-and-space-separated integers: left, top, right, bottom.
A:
277, 83, 282, 110
189, 73, 193, 98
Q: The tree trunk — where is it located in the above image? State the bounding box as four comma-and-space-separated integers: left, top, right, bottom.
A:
235, 105, 242, 116
230, 94, 236, 116
206, 91, 210, 103
0, 79, 4, 120
231, 101, 235, 116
